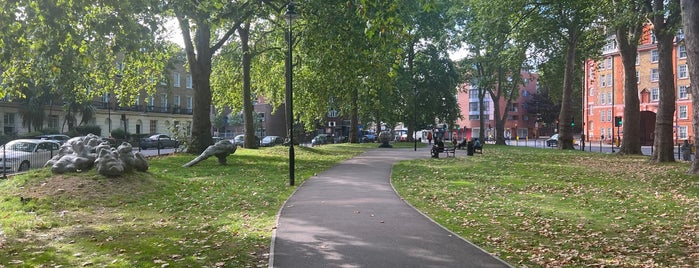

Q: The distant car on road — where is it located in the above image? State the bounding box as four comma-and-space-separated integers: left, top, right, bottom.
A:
361, 134, 376, 143
232, 134, 260, 147
140, 134, 179, 149
1, 139, 60, 173
35, 134, 71, 145
261, 136, 284, 147
546, 134, 559, 147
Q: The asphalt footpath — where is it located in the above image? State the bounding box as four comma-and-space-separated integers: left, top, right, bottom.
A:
269, 147, 512, 268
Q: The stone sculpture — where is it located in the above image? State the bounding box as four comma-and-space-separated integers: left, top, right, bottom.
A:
183, 140, 237, 167
45, 133, 149, 176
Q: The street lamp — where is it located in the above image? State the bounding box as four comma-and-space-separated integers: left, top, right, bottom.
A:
284, 2, 299, 186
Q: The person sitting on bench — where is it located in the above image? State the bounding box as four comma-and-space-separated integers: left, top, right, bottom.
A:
457, 138, 468, 149
431, 138, 445, 158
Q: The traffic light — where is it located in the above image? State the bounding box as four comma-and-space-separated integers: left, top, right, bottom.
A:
571, 116, 575, 127
614, 116, 622, 127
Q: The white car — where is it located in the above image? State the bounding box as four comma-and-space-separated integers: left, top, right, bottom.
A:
1, 139, 60, 173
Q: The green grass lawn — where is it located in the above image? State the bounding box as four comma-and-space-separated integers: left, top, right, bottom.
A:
392, 145, 699, 267
2, 143, 697, 267
0, 144, 369, 267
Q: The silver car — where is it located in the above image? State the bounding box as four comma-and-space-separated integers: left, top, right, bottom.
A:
1, 139, 60, 173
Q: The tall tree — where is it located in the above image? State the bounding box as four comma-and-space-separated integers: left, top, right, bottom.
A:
647, 0, 681, 162
607, 0, 647, 155
535, 0, 602, 149
172, 0, 266, 153
1, 0, 172, 133
459, 0, 535, 145
681, 0, 699, 173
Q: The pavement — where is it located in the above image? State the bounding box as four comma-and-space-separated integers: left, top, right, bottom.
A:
269, 147, 512, 268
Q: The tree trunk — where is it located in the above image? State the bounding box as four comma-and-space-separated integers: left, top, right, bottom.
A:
240, 23, 258, 149
650, 0, 680, 162
559, 32, 578, 150
681, 0, 699, 172
350, 86, 359, 143
187, 24, 214, 154
616, 23, 643, 155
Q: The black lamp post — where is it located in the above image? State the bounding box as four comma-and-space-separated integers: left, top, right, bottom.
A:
284, 2, 299, 186
107, 93, 112, 134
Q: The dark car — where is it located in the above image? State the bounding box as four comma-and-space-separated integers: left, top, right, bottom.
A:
311, 134, 330, 146
140, 134, 179, 149
546, 134, 559, 147
261, 136, 284, 147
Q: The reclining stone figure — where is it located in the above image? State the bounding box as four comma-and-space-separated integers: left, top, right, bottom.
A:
183, 140, 237, 167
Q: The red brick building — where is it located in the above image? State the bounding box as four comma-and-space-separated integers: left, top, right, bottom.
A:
455, 72, 540, 141
583, 26, 690, 145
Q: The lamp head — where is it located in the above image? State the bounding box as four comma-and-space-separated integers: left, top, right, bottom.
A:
284, 2, 299, 24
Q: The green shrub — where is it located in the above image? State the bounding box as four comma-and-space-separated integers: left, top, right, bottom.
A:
39, 128, 60, 134
110, 128, 129, 139
75, 125, 102, 136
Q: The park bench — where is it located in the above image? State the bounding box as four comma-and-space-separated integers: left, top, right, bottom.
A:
431, 146, 456, 158
443, 146, 456, 157
474, 144, 483, 154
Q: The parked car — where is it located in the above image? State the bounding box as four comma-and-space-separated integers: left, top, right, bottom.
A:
361, 134, 377, 143
35, 134, 71, 145
139, 134, 179, 149
1, 139, 60, 173
232, 134, 260, 147
311, 134, 330, 146
546, 134, 559, 147
232, 135, 245, 146
261, 136, 284, 147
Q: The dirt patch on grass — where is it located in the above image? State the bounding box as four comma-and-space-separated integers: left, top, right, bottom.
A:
16, 172, 159, 201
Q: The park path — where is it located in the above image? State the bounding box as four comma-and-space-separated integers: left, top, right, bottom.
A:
269, 147, 512, 268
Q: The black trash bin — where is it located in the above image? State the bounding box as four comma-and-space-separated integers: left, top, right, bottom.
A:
466, 141, 474, 156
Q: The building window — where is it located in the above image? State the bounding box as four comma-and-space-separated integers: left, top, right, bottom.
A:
636, 71, 640, 84
328, 110, 339, 117
635, 55, 640, 65
589, 86, 595, 96
679, 85, 688, 99
679, 126, 688, 140
600, 92, 606, 105
679, 105, 688, 119
607, 75, 612, 87
651, 50, 659, 62
469, 115, 480, 120
160, 94, 168, 112
650, 69, 659, 81
174, 72, 181, 87
605, 57, 612, 69
678, 45, 687, 59
607, 110, 612, 122
174, 95, 181, 107
150, 120, 157, 134
678, 64, 688, 79
607, 92, 613, 105
508, 103, 518, 112
600, 75, 606, 87
651, 88, 659, 101
186, 96, 193, 110
600, 110, 605, 122
469, 102, 479, 112
48, 115, 59, 129
186, 74, 193, 89
588, 105, 593, 115
3, 113, 15, 134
